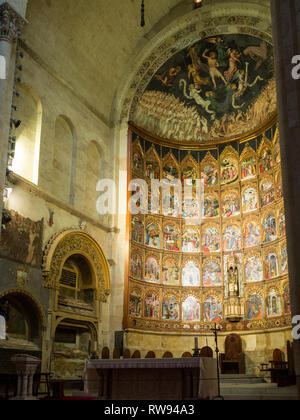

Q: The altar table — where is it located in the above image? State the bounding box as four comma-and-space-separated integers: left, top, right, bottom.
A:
83, 357, 218, 400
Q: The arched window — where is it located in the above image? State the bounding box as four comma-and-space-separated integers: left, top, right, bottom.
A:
12, 84, 42, 184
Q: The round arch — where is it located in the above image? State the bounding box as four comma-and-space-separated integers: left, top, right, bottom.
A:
0, 288, 47, 330
42, 229, 110, 302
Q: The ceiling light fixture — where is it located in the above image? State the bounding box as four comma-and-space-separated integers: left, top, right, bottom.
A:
193, 0, 203, 9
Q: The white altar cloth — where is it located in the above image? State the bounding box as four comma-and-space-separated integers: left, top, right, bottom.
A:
84, 357, 218, 400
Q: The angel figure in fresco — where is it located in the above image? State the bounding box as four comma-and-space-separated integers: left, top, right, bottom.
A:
202, 49, 228, 89
155, 66, 182, 87
179, 80, 216, 118
224, 48, 241, 81
187, 45, 210, 89
188, 64, 209, 89
206, 37, 227, 66
243, 41, 267, 70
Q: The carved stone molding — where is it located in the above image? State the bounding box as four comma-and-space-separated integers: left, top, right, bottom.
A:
0, 2, 26, 42
42, 229, 111, 302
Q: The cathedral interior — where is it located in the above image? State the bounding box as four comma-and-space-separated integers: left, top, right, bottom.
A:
0, 0, 300, 401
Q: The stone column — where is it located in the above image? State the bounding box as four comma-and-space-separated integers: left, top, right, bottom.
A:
0, 2, 26, 238
271, 0, 300, 399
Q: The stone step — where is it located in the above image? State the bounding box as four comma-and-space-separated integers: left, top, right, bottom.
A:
220, 374, 268, 384
220, 383, 298, 397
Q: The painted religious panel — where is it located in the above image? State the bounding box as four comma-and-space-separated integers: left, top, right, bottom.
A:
274, 142, 281, 165
220, 156, 238, 185
182, 229, 200, 253
134, 35, 275, 143
242, 187, 258, 213
130, 252, 143, 280
246, 294, 264, 320
182, 261, 200, 287
162, 191, 181, 217
202, 260, 222, 287
267, 289, 282, 317
144, 291, 160, 319
129, 289, 142, 318
245, 255, 263, 283
182, 193, 200, 219
222, 192, 240, 218
275, 171, 283, 200
148, 187, 160, 215
131, 217, 144, 244
203, 194, 219, 218
144, 256, 160, 283
162, 258, 179, 286
162, 158, 179, 182
0, 210, 43, 268
260, 178, 275, 208
278, 209, 286, 238
264, 251, 279, 280
201, 163, 218, 187
280, 245, 288, 275
283, 285, 291, 314
262, 214, 277, 243
182, 160, 198, 186
145, 222, 160, 249
203, 297, 222, 322
162, 295, 180, 321
132, 144, 144, 176
145, 150, 160, 180
223, 225, 242, 251
163, 224, 180, 251
241, 154, 256, 181
259, 145, 273, 173
243, 220, 260, 248
202, 226, 220, 253
182, 296, 200, 322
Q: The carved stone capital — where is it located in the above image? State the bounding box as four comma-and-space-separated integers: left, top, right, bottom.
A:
0, 2, 26, 42
95, 289, 111, 303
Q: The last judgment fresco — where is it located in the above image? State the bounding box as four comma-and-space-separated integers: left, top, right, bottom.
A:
133, 34, 276, 143
126, 120, 290, 333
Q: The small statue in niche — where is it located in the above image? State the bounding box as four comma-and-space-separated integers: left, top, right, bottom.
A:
227, 254, 240, 297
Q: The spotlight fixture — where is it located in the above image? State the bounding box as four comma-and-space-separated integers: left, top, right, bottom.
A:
13, 90, 20, 97
17, 51, 24, 59
16, 65, 22, 71
193, 0, 203, 9
15, 76, 22, 83
11, 105, 19, 111
10, 119, 22, 129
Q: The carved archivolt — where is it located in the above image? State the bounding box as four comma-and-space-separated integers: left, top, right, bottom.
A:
42, 229, 110, 302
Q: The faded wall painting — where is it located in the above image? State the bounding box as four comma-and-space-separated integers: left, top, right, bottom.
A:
162, 296, 180, 321
0, 211, 44, 268
182, 296, 200, 322
246, 294, 264, 319
134, 34, 275, 143
203, 297, 222, 322
182, 261, 200, 287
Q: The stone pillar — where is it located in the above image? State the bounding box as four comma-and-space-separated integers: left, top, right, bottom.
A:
0, 2, 26, 238
11, 354, 41, 400
271, 0, 300, 399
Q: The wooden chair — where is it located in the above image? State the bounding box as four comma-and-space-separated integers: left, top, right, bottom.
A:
145, 351, 156, 359
101, 347, 110, 359
131, 350, 141, 359
181, 352, 192, 358
200, 346, 213, 358
220, 334, 244, 374
113, 348, 121, 359
162, 351, 173, 358
123, 349, 131, 359
269, 349, 289, 386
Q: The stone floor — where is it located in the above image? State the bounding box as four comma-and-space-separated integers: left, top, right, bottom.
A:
220, 374, 298, 400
